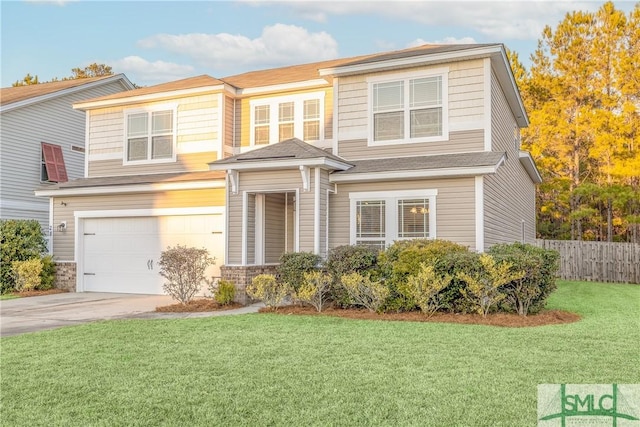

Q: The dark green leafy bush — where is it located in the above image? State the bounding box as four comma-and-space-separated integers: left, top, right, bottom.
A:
0, 220, 48, 293
276, 252, 321, 291
39, 255, 56, 290
326, 245, 379, 307
488, 242, 560, 315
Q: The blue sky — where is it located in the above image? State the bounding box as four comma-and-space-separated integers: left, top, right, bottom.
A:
1, 1, 636, 88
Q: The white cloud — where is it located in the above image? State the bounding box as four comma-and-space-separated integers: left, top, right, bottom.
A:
408, 36, 477, 47
111, 56, 195, 85
245, 1, 604, 40
138, 24, 338, 74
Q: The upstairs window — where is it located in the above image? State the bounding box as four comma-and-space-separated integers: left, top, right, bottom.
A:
125, 106, 176, 164
249, 92, 324, 146
369, 69, 448, 145
41, 142, 68, 183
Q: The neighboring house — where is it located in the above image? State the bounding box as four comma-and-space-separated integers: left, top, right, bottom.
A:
35, 44, 542, 299
0, 75, 135, 233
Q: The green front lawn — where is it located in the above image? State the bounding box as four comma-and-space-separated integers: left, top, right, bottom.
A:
0, 294, 19, 300
1, 280, 638, 426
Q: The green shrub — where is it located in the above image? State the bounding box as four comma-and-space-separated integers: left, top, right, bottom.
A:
39, 255, 56, 290
11, 258, 43, 292
436, 251, 483, 313
402, 264, 452, 316
325, 245, 379, 307
340, 272, 389, 313
294, 271, 332, 312
0, 219, 47, 293
158, 245, 214, 304
277, 252, 321, 291
213, 280, 236, 305
457, 254, 525, 317
488, 242, 560, 315
246, 274, 290, 308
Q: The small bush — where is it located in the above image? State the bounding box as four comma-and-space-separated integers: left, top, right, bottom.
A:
402, 264, 452, 316
294, 271, 332, 312
213, 280, 236, 305
488, 242, 560, 316
1, 219, 48, 293
39, 255, 56, 290
158, 245, 214, 304
340, 272, 389, 313
277, 252, 321, 291
246, 274, 290, 308
457, 254, 525, 317
11, 258, 43, 292
326, 245, 379, 307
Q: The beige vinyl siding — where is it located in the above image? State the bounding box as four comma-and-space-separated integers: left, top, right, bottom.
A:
51, 188, 225, 260
320, 170, 331, 258
86, 94, 222, 176
234, 99, 242, 149
484, 70, 536, 245
227, 189, 243, 264
246, 194, 256, 264
264, 193, 286, 263
0, 80, 130, 227
224, 96, 235, 156
336, 59, 485, 157
337, 130, 484, 160
88, 151, 218, 177
329, 177, 477, 250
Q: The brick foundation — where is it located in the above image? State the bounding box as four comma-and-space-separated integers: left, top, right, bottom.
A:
221, 265, 278, 305
54, 262, 76, 292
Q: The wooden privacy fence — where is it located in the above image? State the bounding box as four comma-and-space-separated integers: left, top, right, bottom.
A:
536, 239, 640, 284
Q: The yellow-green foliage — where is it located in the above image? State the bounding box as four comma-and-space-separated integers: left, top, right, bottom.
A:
457, 254, 525, 317
404, 264, 452, 316
294, 271, 332, 312
340, 272, 389, 313
11, 258, 42, 292
214, 280, 236, 305
246, 274, 290, 308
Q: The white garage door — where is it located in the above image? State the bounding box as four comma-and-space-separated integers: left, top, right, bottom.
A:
82, 214, 224, 294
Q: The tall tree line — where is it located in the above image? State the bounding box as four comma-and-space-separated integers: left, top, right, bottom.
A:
12, 63, 113, 87
511, 1, 639, 242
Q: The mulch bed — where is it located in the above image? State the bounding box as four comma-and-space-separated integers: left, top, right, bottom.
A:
259, 305, 581, 327
9, 289, 68, 298
156, 298, 243, 313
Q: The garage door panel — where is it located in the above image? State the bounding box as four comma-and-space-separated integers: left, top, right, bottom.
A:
82, 214, 224, 295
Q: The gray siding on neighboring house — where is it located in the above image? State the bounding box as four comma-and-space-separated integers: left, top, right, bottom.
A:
337, 129, 484, 160
484, 70, 536, 246
329, 177, 477, 250
51, 188, 225, 260
0, 80, 130, 228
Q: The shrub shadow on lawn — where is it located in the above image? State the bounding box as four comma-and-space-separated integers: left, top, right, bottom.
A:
260, 305, 581, 327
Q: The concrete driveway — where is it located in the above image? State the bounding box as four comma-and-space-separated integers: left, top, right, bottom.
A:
0, 293, 174, 337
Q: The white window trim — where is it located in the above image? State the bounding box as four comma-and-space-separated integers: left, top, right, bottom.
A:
123, 103, 178, 166
249, 91, 325, 146
349, 189, 437, 247
367, 68, 449, 146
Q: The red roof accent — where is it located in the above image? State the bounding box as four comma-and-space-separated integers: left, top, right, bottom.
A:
41, 142, 68, 182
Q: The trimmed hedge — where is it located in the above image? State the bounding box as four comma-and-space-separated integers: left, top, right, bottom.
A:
0, 219, 48, 293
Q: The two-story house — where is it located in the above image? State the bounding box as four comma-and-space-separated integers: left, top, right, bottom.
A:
35, 44, 541, 299
0, 75, 134, 232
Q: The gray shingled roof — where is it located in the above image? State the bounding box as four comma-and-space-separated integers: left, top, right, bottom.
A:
210, 138, 352, 166
36, 170, 225, 191
332, 151, 505, 175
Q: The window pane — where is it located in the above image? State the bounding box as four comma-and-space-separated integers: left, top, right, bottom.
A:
255, 125, 269, 145
356, 241, 386, 251
373, 81, 403, 112
398, 199, 430, 238
128, 113, 147, 137
152, 111, 173, 133
127, 137, 148, 161
411, 108, 442, 137
279, 102, 294, 122
304, 99, 320, 119
152, 135, 173, 159
374, 111, 404, 141
255, 105, 270, 124
410, 76, 441, 108
304, 120, 320, 141
356, 200, 385, 238
279, 123, 294, 142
